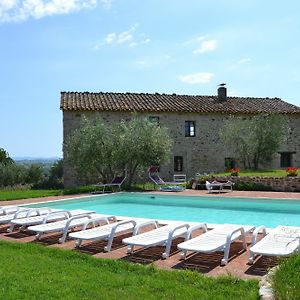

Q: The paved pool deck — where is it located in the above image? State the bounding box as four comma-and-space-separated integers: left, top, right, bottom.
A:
0, 189, 299, 280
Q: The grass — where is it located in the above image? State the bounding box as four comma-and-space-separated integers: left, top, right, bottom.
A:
0, 186, 101, 201
0, 241, 259, 300
213, 169, 287, 177
273, 255, 300, 300
0, 189, 63, 201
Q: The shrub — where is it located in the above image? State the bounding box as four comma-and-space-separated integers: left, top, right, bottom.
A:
234, 182, 272, 191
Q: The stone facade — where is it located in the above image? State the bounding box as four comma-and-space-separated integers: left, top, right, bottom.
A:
214, 176, 300, 192
62, 109, 300, 187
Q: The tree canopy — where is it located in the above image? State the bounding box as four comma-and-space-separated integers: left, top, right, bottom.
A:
220, 114, 288, 169
0, 148, 13, 166
65, 116, 173, 186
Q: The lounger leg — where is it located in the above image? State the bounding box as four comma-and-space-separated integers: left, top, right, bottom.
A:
75, 239, 82, 248
241, 234, 247, 250
221, 244, 231, 265
59, 230, 68, 244
162, 241, 172, 259
248, 251, 256, 264
180, 250, 188, 260
104, 233, 115, 252
7, 224, 15, 233
36, 232, 43, 240
127, 245, 134, 253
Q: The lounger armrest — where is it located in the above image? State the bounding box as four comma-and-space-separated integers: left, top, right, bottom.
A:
41, 211, 70, 224
107, 219, 136, 235
167, 223, 190, 241
14, 208, 33, 219
184, 223, 207, 241
160, 223, 190, 259
250, 225, 267, 246
82, 216, 110, 230
63, 214, 93, 228
226, 227, 245, 244
36, 208, 53, 216
132, 220, 159, 236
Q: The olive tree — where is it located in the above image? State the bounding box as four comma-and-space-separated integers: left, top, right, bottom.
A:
220, 114, 288, 169
65, 116, 173, 187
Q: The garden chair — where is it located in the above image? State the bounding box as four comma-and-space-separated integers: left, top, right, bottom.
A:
148, 166, 185, 191
92, 175, 126, 193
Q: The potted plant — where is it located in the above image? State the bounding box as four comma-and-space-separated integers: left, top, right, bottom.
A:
229, 168, 240, 176
286, 167, 298, 177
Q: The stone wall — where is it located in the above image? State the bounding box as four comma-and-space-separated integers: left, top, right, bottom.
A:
215, 176, 300, 192
62, 110, 300, 187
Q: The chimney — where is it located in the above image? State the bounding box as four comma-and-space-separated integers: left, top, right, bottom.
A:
217, 83, 227, 102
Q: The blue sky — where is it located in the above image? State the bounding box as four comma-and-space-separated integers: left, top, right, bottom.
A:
1, 0, 300, 158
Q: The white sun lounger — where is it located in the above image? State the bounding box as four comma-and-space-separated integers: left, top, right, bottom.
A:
8, 209, 95, 232
0, 205, 22, 215
69, 218, 158, 252
178, 224, 255, 265
0, 207, 49, 225
28, 213, 116, 243
248, 225, 300, 264
122, 222, 192, 259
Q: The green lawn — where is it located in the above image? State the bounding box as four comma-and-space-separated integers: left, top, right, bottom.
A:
273, 255, 300, 300
0, 186, 97, 201
0, 189, 63, 201
0, 241, 259, 300
214, 169, 287, 177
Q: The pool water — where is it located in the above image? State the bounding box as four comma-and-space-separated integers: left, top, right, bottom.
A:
26, 193, 300, 228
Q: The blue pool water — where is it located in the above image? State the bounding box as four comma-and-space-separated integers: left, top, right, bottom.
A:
26, 193, 300, 228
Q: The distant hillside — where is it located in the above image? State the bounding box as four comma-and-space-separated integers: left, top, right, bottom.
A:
13, 157, 61, 165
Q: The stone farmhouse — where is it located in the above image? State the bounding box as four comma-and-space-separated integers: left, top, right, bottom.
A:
60, 86, 300, 187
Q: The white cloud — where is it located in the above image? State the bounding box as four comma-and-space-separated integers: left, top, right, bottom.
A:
134, 60, 152, 68
227, 57, 252, 70
193, 39, 218, 54
96, 24, 150, 49
238, 58, 251, 64
0, 0, 108, 23
99, 0, 112, 9
104, 33, 116, 44
178, 72, 214, 84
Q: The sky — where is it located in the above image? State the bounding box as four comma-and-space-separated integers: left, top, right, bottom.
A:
1, 0, 300, 158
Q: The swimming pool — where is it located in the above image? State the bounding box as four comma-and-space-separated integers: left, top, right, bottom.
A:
26, 193, 300, 228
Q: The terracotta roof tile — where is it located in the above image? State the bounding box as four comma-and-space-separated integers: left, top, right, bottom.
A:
60, 92, 300, 114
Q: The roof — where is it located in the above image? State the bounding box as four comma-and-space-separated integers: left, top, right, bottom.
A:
60, 92, 300, 115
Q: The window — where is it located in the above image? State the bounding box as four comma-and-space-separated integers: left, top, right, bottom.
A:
185, 121, 195, 137
174, 156, 183, 172
148, 116, 159, 125
280, 152, 293, 168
